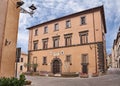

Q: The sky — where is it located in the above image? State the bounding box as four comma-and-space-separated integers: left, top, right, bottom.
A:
17, 0, 120, 54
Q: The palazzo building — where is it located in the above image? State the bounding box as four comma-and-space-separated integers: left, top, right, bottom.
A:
0, 0, 20, 77
27, 6, 107, 75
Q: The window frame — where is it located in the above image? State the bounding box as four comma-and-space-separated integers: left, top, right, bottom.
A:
42, 38, 48, 49
20, 65, 23, 71
79, 31, 88, 44
34, 29, 38, 36
80, 16, 86, 25
44, 26, 48, 34
64, 33, 72, 46
21, 58, 23, 62
33, 40, 38, 50
53, 36, 60, 48
54, 23, 59, 31
81, 54, 88, 64
42, 56, 47, 65
66, 20, 71, 28
33, 57, 37, 64
65, 55, 72, 65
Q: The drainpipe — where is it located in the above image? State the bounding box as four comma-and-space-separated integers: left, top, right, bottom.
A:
92, 12, 97, 73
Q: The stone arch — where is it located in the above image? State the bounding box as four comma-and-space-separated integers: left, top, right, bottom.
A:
51, 57, 62, 74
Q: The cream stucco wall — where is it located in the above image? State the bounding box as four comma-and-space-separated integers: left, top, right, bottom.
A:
0, 0, 20, 77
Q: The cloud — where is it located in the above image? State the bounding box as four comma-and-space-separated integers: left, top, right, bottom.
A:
17, 0, 120, 54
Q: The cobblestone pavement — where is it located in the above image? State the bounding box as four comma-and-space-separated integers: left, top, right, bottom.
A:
26, 68, 120, 86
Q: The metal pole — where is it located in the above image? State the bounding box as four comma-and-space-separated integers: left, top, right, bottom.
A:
15, 60, 18, 77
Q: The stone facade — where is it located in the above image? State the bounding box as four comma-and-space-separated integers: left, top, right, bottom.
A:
27, 6, 107, 75
16, 52, 28, 76
0, 0, 20, 77
112, 28, 120, 68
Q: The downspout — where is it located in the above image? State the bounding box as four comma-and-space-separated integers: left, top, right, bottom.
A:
92, 12, 98, 73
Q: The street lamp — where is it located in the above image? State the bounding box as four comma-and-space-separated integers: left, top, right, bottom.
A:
29, 4, 37, 11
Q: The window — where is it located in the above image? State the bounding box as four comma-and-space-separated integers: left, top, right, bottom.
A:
33, 57, 37, 64
81, 54, 88, 64
33, 41, 38, 50
44, 26, 48, 34
53, 36, 60, 48
81, 16, 86, 25
64, 33, 72, 46
43, 57, 47, 65
66, 55, 71, 62
65, 55, 72, 65
42, 38, 48, 49
34, 29, 38, 36
66, 20, 71, 28
21, 58, 23, 62
79, 31, 88, 44
20, 65, 23, 70
54, 23, 59, 31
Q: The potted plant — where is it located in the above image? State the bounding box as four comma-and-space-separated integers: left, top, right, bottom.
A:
92, 72, 99, 77
80, 73, 89, 78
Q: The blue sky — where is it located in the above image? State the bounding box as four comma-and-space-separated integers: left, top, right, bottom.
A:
17, 0, 120, 54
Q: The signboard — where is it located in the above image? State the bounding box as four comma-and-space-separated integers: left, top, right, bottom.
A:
50, 50, 64, 56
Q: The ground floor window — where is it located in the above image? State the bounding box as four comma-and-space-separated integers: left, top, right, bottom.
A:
20, 65, 23, 71
43, 57, 47, 65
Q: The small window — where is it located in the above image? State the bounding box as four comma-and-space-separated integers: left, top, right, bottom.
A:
65, 55, 72, 65
21, 58, 23, 62
64, 33, 72, 46
44, 26, 48, 34
66, 20, 71, 28
42, 38, 48, 49
66, 55, 71, 62
81, 16, 86, 25
43, 57, 47, 65
33, 57, 37, 64
53, 36, 60, 48
79, 31, 88, 44
33, 41, 38, 50
54, 23, 59, 31
34, 29, 38, 36
81, 54, 88, 64
20, 65, 23, 70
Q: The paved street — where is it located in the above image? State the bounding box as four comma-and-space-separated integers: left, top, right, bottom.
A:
26, 68, 120, 86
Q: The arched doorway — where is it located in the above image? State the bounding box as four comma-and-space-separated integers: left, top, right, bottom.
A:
51, 58, 62, 74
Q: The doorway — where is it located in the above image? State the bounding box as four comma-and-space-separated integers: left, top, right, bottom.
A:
51, 58, 62, 74
82, 64, 88, 74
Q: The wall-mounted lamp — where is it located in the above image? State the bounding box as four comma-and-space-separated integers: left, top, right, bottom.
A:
16, 1, 37, 17
29, 4, 37, 11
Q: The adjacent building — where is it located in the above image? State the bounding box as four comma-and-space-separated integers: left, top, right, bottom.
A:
27, 6, 107, 75
112, 28, 120, 68
16, 52, 28, 76
0, 0, 20, 77
106, 54, 112, 68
